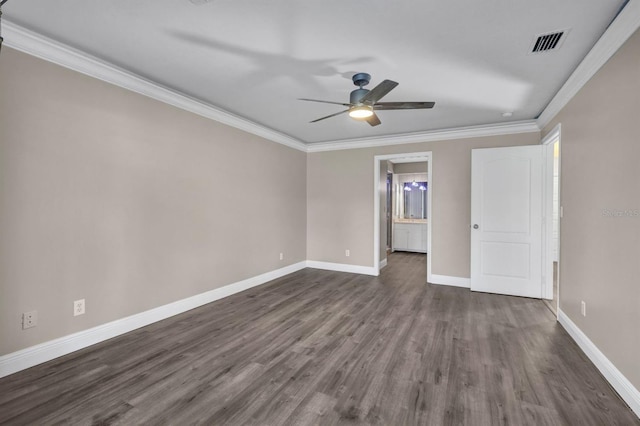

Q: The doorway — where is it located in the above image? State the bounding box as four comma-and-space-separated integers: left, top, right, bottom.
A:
542, 125, 561, 314
374, 152, 432, 279
386, 172, 393, 253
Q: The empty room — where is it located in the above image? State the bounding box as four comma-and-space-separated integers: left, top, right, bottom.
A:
0, 0, 639, 424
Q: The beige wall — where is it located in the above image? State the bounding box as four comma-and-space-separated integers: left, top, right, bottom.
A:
0, 48, 307, 355
393, 162, 428, 175
307, 132, 539, 275
542, 29, 640, 389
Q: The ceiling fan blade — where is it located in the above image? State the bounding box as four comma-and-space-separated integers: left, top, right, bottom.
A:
299, 98, 352, 107
366, 112, 381, 127
374, 101, 435, 110
310, 109, 350, 123
359, 80, 399, 105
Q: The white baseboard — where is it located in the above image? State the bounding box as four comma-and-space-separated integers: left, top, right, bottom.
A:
305, 260, 378, 276
429, 274, 471, 288
0, 261, 307, 379
379, 258, 388, 269
558, 309, 640, 418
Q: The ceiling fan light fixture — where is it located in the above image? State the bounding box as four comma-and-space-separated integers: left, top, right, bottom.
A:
301, 73, 435, 126
348, 105, 374, 119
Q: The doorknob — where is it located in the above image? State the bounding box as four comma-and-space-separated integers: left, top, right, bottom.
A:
473, 224, 479, 229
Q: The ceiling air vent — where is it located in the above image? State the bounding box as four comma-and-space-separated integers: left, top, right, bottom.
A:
530, 30, 568, 54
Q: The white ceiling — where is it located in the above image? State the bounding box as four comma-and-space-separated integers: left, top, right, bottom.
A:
3, 0, 627, 144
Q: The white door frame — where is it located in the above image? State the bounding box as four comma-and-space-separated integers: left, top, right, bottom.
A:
373, 152, 433, 278
542, 124, 561, 308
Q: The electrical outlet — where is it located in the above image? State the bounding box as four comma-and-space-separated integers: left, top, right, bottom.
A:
345, 249, 350, 257
581, 301, 586, 317
74, 299, 85, 316
279, 252, 284, 260
22, 311, 37, 329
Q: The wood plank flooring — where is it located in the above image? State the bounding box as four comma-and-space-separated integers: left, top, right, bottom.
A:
1, 253, 638, 425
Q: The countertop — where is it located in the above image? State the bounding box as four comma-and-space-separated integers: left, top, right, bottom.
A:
394, 219, 427, 224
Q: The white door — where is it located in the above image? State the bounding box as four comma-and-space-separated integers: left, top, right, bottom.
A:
471, 146, 544, 298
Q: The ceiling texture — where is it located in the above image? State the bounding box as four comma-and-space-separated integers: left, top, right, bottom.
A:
2, 0, 628, 145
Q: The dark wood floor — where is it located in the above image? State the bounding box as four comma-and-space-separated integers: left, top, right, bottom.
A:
1, 253, 637, 425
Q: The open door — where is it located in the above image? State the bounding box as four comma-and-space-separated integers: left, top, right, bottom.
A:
470, 146, 544, 298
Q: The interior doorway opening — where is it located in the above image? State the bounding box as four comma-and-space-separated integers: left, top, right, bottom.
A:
543, 125, 561, 314
386, 172, 393, 254
374, 152, 432, 280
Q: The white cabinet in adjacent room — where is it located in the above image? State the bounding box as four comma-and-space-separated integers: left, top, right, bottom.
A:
393, 222, 427, 253
393, 227, 410, 251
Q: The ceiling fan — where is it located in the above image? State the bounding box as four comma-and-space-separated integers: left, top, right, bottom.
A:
300, 73, 435, 127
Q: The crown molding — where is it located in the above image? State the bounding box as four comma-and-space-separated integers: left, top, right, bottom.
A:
536, 0, 640, 129
23, 17, 640, 153
2, 21, 308, 152
5, 2, 639, 154
306, 121, 541, 153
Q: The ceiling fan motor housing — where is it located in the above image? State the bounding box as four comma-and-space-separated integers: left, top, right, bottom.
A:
350, 88, 369, 104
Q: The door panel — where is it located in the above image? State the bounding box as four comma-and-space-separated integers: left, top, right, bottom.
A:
481, 242, 530, 278
471, 146, 544, 298
481, 158, 531, 233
